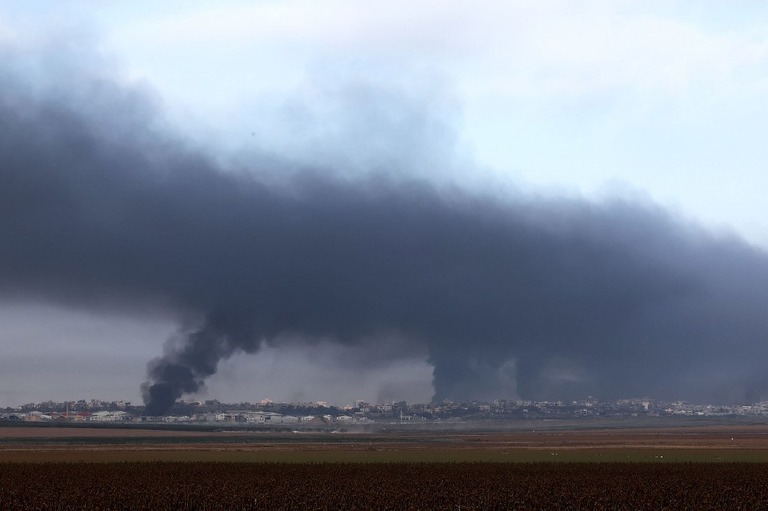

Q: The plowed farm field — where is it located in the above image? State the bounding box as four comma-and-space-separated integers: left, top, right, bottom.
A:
3, 423, 768, 509
3, 461, 768, 509
3, 423, 768, 462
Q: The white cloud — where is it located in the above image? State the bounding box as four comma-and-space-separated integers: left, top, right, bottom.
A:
96, 0, 768, 248
110, 1, 768, 99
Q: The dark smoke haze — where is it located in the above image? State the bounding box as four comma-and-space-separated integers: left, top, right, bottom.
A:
2, 44, 768, 415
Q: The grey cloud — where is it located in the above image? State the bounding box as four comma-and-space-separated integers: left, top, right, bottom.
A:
2, 44, 768, 415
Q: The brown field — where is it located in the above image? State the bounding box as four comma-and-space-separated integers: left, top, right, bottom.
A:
4, 423, 768, 508
3, 422, 768, 463
3, 461, 768, 509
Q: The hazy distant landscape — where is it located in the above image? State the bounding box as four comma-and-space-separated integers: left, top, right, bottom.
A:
4, 418, 768, 508
3, 1, 768, 508
5, 396, 768, 428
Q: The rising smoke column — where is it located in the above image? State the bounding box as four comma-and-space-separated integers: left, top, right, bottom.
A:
2, 44, 768, 415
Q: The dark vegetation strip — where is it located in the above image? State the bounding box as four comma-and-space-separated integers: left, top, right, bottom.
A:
0, 421, 324, 433
0, 434, 438, 446
1, 462, 768, 510
0, 436, 347, 446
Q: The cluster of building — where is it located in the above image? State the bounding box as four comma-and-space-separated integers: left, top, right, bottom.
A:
1, 410, 132, 423
3, 397, 768, 425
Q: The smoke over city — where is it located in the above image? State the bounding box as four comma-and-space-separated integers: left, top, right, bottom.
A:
3, 43, 768, 416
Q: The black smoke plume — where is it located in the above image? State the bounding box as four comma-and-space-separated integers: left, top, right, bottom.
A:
3, 44, 768, 415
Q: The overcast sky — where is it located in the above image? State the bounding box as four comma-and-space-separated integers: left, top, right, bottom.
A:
2, 1, 768, 408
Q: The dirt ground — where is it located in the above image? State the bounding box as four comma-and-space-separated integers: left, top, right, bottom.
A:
3, 422, 768, 462
448, 424, 768, 449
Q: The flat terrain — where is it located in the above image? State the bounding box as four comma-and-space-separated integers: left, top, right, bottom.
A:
5, 421, 768, 509
5, 461, 768, 509
3, 420, 768, 462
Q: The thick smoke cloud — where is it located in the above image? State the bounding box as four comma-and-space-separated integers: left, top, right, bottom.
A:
3, 46, 768, 415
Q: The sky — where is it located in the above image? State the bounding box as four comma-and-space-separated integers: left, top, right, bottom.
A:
1, 1, 768, 409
